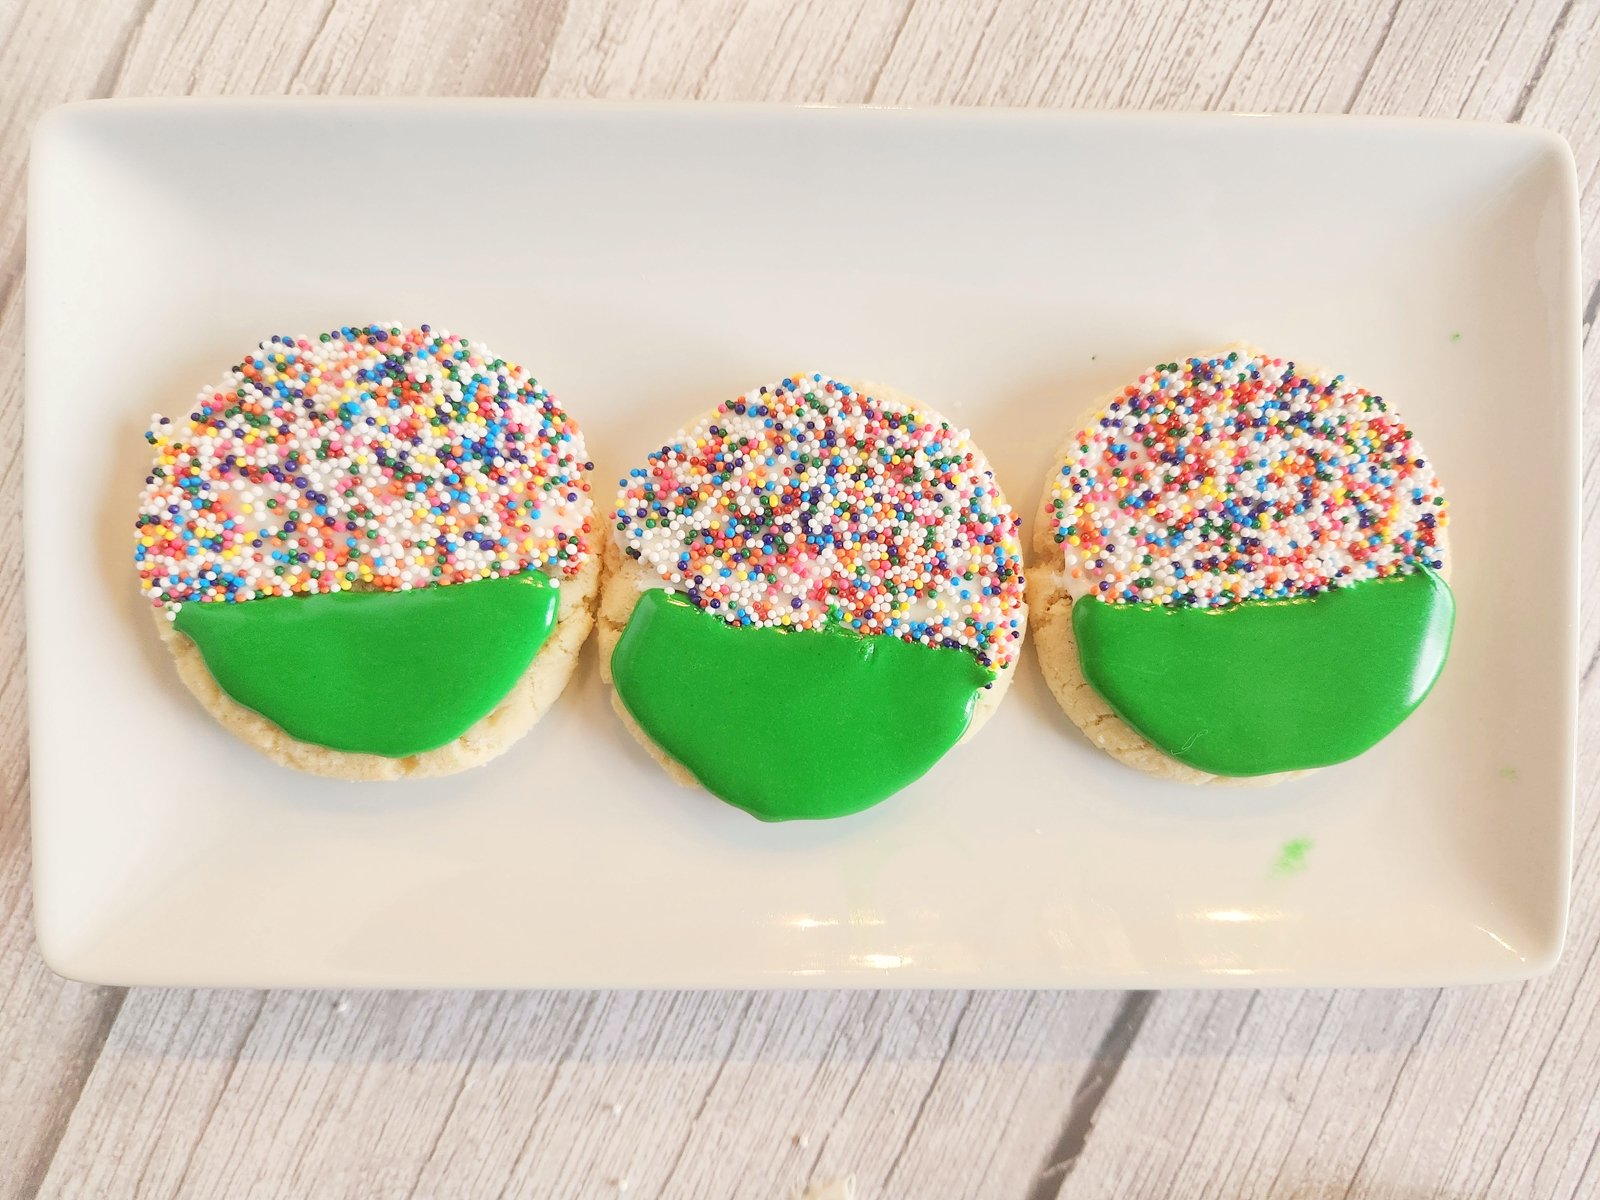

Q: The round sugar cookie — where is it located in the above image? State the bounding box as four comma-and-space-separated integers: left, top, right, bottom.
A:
1028, 345, 1453, 784
600, 373, 1027, 821
135, 322, 598, 780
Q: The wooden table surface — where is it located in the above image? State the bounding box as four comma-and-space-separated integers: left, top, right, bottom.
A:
1, 1, 1596, 1197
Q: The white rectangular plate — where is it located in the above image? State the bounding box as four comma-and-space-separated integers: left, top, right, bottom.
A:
28, 101, 1580, 988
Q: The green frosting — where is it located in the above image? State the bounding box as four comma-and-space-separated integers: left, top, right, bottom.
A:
1071, 568, 1454, 776
610, 589, 996, 821
173, 573, 560, 757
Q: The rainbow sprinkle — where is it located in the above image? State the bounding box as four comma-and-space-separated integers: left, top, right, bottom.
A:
1050, 349, 1447, 607
615, 374, 1025, 669
135, 323, 592, 615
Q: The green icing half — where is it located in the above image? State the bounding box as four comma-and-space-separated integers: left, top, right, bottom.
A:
1071, 568, 1454, 777
173, 573, 560, 757
610, 589, 996, 821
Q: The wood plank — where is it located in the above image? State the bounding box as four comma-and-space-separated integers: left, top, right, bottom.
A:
868, 0, 1280, 108
647, 991, 1128, 1199
113, 0, 570, 97
535, 0, 916, 103
5, 0, 1599, 1197
1053, 4, 1600, 1190
0, 1, 175, 1194
1058, 691, 1600, 1199
40, 989, 1128, 1198
1348, 0, 1573, 117
14, 4, 1130, 1199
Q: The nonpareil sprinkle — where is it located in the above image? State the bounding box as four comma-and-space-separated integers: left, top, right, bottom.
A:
615, 374, 1025, 669
1050, 349, 1447, 607
135, 323, 593, 615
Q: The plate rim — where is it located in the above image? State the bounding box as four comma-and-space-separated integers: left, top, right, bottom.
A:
25, 98, 1582, 989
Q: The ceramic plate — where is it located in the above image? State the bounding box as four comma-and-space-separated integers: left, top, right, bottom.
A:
27, 101, 1580, 987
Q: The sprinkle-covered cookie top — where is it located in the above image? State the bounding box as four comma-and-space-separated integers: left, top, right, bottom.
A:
615, 374, 1025, 669
136, 323, 592, 615
1050, 349, 1447, 607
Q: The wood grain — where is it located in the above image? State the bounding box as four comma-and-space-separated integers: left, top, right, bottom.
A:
1057, 7, 1600, 1194
0, 2, 164, 1190
0, 0, 1595, 1197
34, 990, 1126, 1198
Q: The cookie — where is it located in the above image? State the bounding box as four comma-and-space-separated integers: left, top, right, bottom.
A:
600, 373, 1027, 821
135, 322, 597, 780
1029, 345, 1453, 783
